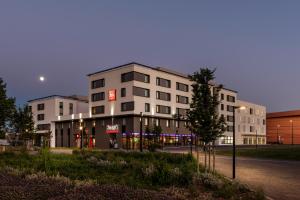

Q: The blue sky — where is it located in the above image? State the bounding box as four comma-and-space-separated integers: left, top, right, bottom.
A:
1, 0, 300, 112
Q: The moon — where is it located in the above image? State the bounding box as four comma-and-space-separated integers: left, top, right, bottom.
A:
39, 76, 45, 82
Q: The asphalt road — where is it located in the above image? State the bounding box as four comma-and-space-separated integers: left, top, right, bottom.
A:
164, 147, 300, 200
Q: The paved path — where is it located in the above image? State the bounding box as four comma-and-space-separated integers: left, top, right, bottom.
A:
164, 148, 300, 200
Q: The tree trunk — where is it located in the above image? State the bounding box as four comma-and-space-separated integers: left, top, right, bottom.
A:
196, 136, 200, 174
213, 140, 216, 173
208, 143, 211, 172
204, 144, 207, 171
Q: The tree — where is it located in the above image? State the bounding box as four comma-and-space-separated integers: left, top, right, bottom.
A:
187, 68, 226, 173
152, 125, 162, 145
12, 105, 35, 146
0, 78, 15, 139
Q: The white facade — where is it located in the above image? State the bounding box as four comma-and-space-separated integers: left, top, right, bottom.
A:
88, 62, 238, 145
28, 95, 88, 147
235, 100, 266, 145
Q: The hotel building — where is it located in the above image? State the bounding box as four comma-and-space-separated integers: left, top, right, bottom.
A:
235, 100, 266, 145
28, 95, 88, 147
53, 62, 239, 149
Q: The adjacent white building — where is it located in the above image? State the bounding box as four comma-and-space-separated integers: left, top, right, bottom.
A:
28, 95, 88, 147
235, 100, 266, 145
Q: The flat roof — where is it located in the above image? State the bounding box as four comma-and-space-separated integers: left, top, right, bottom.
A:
87, 62, 237, 93
28, 95, 88, 103
267, 110, 300, 118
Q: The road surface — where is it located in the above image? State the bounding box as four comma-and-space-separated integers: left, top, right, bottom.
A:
164, 147, 300, 200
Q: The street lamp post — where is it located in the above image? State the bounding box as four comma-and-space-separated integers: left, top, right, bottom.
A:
290, 120, 294, 145
140, 112, 143, 152
232, 106, 246, 179
80, 119, 83, 149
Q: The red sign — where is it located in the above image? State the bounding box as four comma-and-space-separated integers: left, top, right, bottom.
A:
106, 124, 119, 134
108, 89, 116, 101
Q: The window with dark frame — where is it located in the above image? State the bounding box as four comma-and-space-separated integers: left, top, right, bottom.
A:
226, 95, 235, 103
156, 77, 171, 88
69, 103, 73, 115
37, 103, 44, 110
145, 103, 150, 112
59, 102, 63, 116
121, 88, 126, 97
91, 92, 105, 102
176, 95, 189, 104
91, 106, 105, 114
156, 91, 171, 101
156, 105, 171, 114
91, 79, 105, 89
121, 101, 134, 111
37, 114, 44, 121
176, 82, 189, 92
121, 71, 150, 83
133, 86, 150, 97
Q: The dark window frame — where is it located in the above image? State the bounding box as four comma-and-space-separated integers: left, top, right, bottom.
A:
91, 78, 105, 89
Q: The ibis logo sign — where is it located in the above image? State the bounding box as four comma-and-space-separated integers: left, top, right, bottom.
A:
108, 89, 116, 101
106, 124, 119, 134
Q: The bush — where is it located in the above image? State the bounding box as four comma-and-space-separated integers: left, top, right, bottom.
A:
148, 143, 161, 152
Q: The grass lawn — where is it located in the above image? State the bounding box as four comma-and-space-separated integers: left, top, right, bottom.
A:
217, 145, 300, 161
0, 149, 265, 200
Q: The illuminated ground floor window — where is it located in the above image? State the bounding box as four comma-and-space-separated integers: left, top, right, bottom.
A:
243, 136, 266, 145
220, 136, 233, 144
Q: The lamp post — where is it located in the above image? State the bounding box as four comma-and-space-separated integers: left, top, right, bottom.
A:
139, 112, 143, 152
289, 120, 294, 145
277, 124, 280, 144
232, 106, 246, 179
80, 118, 83, 149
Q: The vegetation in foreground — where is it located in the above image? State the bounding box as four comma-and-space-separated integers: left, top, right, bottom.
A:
217, 145, 300, 161
0, 150, 264, 199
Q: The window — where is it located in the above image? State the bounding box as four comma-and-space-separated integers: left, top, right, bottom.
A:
37, 114, 44, 121
145, 103, 150, 112
121, 101, 134, 111
59, 102, 63, 116
221, 93, 224, 100
121, 88, 126, 97
156, 77, 171, 88
263, 119, 266, 125
37, 124, 50, 130
166, 119, 170, 127
156, 91, 171, 101
226, 95, 235, 102
69, 103, 73, 115
91, 92, 105, 102
221, 104, 224, 110
227, 125, 234, 132
37, 103, 44, 111
156, 105, 171, 114
176, 82, 189, 92
176, 108, 188, 116
176, 95, 189, 104
144, 118, 149, 126
92, 106, 105, 114
221, 136, 233, 144
227, 105, 234, 112
133, 86, 150, 97
121, 71, 150, 83
91, 79, 105, 89
250, 108, 254, 115
227, 115, 234, 122
155, 119, 160, 126
175, 120, 179, 128
250, 126, 255, 132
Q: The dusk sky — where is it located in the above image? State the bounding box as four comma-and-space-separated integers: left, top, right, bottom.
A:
1, 0, 300, 112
